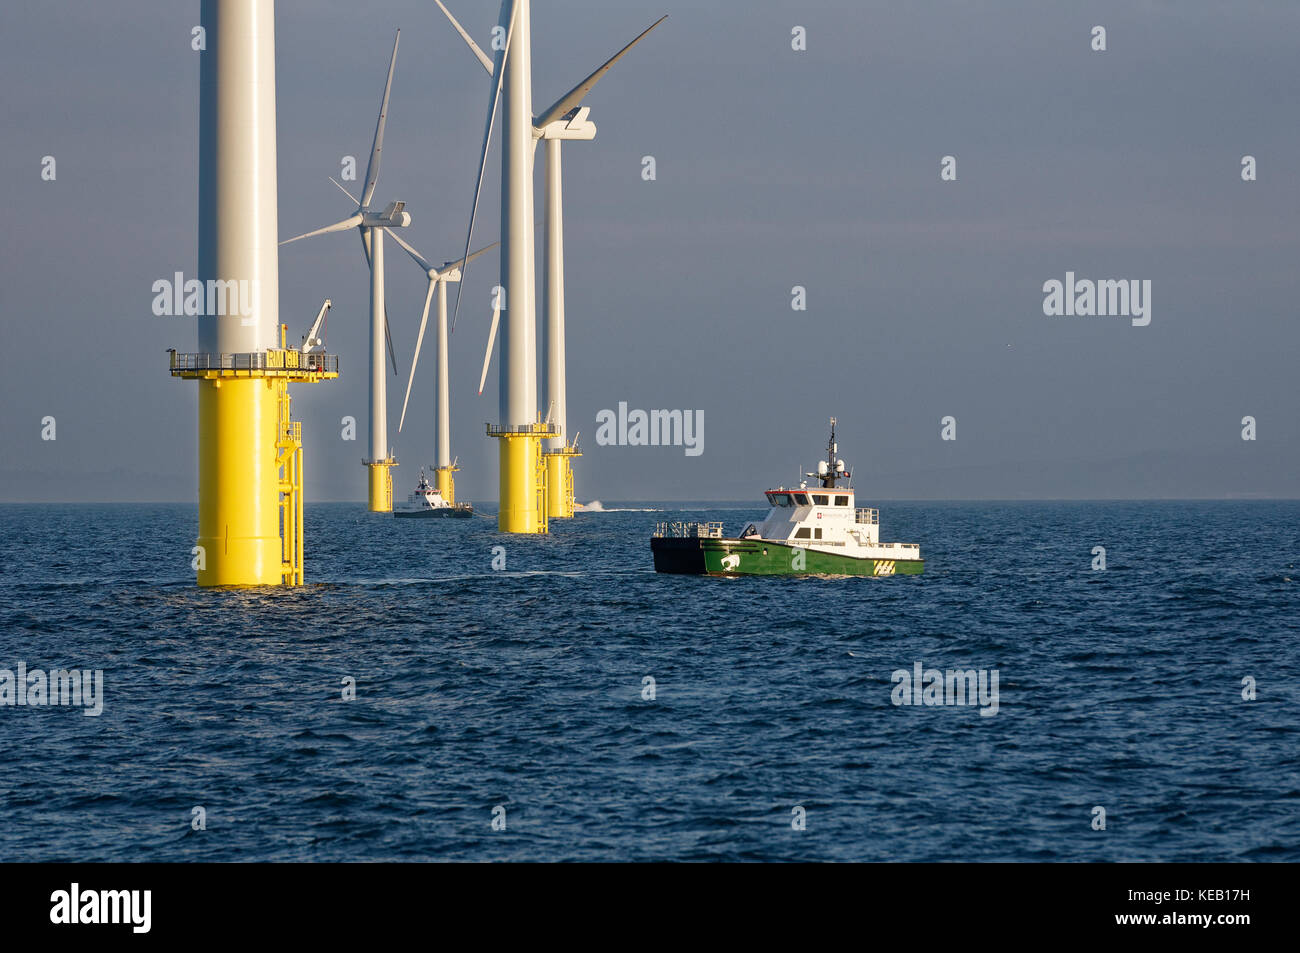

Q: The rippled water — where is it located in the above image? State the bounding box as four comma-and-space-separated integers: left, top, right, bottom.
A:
0, 500, 1296, 861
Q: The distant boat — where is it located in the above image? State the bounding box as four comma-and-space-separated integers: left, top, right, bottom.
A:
650, 418, 923, 575
393, 468, 473, 519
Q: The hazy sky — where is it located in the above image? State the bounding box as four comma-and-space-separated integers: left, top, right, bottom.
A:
2, 0, 1297, 502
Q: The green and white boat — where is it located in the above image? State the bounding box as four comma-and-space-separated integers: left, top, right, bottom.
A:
650, 419, 923, 576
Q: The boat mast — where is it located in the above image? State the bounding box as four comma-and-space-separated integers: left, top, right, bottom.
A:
823, 417, 838, 488
804, 417, 849, 490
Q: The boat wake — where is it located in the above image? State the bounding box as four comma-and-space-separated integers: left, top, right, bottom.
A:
580, 500, 663, 512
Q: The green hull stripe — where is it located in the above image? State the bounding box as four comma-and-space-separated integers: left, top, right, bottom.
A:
651, 537, 923, 576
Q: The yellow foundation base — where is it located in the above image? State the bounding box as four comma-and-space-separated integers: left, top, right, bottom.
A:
196, 377, 282, 585
434, 465, 457, 504
544, 448, 581, 519
173, 339, 337, 587
490, 424, 555, 534
367, 460, 396, 512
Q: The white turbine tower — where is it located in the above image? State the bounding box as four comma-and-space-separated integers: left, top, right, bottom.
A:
437, 0, 665, 525
388, 231, 499, 505
281, 30, 412, 512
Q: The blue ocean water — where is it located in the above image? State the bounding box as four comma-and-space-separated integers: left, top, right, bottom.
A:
0, 500, 1296, 862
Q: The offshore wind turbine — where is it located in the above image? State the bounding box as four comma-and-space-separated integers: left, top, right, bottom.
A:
438, 0, 665, 529
169, 0, 338, 587
281, 30, 412, 512
388, 230, 499, 505
528, 16, 666, 519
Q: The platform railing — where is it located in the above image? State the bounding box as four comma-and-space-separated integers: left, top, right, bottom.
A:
485, 422, 559, 436
169, 351, 339, 373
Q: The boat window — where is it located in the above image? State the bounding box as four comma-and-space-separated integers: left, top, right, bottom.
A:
814, 528, 823, 539
812, 494, 828, 505
794, 528, 811, 539
835, 495, 849, 506
767, 493, 793, 507
792, 493, 809, 505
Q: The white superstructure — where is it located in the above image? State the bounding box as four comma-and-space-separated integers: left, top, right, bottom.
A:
742, 488, 922, 563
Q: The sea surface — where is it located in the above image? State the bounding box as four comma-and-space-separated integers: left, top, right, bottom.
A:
0, 500, 1296, 862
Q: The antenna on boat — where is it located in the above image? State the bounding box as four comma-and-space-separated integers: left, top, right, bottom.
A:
824, 418, 837, 488
805, 417, 849, 489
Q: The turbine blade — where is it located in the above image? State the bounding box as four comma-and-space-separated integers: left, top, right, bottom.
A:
385, 308, 398, 377
441, 241, 500, 275
330, 176, 360, 204
361, 30, 401, 210
384, 227, 435, 274
434, 0, 493, 74
478, 302, 501, 395
534, 15, 667, 129
399, 279, 438, 432
452, 0, 518, 334
280, 213, 363, 245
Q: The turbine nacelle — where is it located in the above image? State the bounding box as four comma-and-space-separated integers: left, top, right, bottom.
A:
362, 201, 411, 229
537, 107, 595, 141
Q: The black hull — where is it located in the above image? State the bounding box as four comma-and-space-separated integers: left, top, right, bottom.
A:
393, 508, 473, 519
650, 537, 711, 573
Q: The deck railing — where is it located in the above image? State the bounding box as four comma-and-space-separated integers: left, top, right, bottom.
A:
855, 508, 879, 524
653, 521, 724, 539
